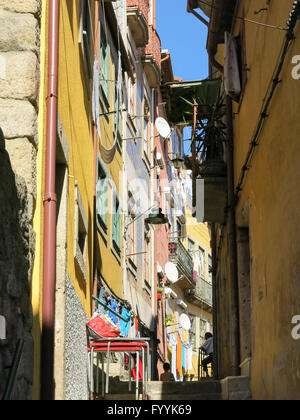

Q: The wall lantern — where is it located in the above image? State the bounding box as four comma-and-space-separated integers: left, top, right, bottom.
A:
145, 208, 169, 225
171, 153, 185, 169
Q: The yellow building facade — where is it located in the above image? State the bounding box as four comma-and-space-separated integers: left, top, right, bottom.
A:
32, 0, 98, 400
188, 0, 300, 400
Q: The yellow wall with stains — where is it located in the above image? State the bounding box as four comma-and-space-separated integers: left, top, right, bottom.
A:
216, 0, 300, 400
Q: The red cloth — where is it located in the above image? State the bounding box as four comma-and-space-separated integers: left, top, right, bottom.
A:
87, 316, 120, 338
131, 358, 143, 380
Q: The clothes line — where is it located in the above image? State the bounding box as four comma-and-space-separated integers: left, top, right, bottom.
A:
93, 296, 128, 323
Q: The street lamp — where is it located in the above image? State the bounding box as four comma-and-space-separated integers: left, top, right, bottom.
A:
144, 207, 169, 226
171, 153, 185, 170
124, 205, 169, 236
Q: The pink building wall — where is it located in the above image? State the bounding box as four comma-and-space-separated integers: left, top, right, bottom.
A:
154, 88, 171, 379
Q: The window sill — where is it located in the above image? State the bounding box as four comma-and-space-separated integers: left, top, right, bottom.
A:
74, 244, 87, 283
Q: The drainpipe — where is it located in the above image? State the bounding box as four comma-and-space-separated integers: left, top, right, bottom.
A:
41, 0, 60, 400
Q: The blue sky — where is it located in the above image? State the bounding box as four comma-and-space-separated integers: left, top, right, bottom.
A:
156, 0, 209, 82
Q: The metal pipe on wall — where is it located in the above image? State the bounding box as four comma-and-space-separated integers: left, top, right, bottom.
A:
41, 0, 60, 400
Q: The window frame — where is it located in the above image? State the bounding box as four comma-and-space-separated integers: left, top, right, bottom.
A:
99, 24, 110, 109
79, 0, 92, 85
96, 159, 108, 236
74, 182, 88, 282
111, 188, 121, 258
235, 18, 248, 108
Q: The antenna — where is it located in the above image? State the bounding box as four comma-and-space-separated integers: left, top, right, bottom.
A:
165, 262, 179, 284
155, 117, 171, 139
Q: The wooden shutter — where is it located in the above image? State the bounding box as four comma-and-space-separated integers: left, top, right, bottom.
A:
96, 163, 107, 228
113, 192, 120, 251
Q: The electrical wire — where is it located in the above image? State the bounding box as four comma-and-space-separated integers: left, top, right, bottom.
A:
234, 0, 300, 199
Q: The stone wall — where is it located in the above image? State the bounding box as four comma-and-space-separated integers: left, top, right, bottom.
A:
65, 276, 89, 401
0, 129, 34, 399
0, 0, 40, 399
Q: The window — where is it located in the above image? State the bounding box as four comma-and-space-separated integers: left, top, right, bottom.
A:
208, 254, 212, 284
188, 238, 195, 252
143, 100, 151, 161
114, 83, 122, 143
79, 0, 92, 79
199, 247, 205, 279
75, 183, 88, 281
100, 26, 110, 104
112, 190, 121, 255
96, 161, 108, 231
113, 50, 123, 149
128, 76, 136, 118
127, 192, 137, 267
235, 20, 247, 104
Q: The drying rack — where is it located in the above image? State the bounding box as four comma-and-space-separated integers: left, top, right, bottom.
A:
86, 328, 151, 400
87, 296, 152, 399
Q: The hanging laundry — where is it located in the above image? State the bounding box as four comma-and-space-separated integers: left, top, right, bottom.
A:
109, 298, 118, 326
131, 357, 143, 381
182, 328, 188, 344
119, 306, 131, 337
176, 334, 183, 378
182, 345, 186, 371
134, 314, 139, 337
168, 333, 177, 381
128, 316, 136, 339
187, 345, 193, 371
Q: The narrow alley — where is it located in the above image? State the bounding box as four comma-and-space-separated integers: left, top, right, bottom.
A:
0, 0, 300, 402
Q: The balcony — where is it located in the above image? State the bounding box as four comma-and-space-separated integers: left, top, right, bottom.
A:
163, 78, 227, 223
127, 0, 149, 47
141, 26, 161, 88
168, 239, 194, 290
185, 277, 213, 312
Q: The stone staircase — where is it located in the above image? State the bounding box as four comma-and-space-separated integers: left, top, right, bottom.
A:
149, 380, 222, 400
97, 375, 251, 400
94, 357, 251, 400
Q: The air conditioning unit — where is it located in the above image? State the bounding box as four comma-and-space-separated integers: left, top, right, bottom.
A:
176, 299, 187, 309
165, 288, 177, 299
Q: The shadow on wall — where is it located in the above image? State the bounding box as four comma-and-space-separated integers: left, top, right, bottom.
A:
0, 127, 34, 400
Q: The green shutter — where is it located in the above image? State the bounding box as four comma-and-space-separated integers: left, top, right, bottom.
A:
100, 27, 109, 101
96, 163, 107, 227
113, 193, 120, 250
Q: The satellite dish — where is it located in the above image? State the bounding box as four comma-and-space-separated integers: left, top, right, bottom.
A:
165, 262, 179, 284
155, 117, 171, 139
179, 314, 191, 331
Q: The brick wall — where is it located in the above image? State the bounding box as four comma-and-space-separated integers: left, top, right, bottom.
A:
127, 0, 150, 24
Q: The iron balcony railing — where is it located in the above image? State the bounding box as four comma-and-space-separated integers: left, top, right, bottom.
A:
194, 277, 212, 307
169, 239, 194, 283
